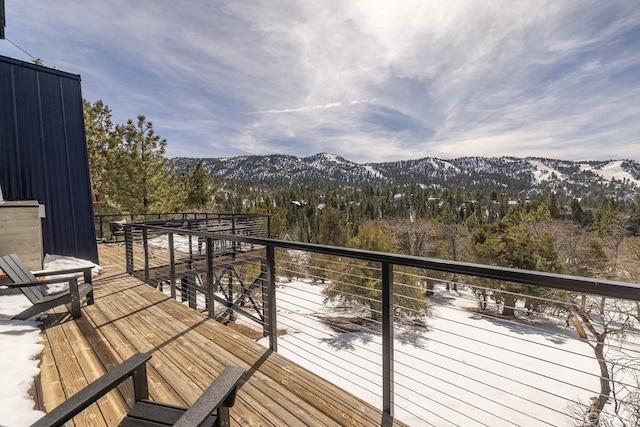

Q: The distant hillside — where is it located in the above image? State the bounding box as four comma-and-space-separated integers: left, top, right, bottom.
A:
172, 153, 640, 199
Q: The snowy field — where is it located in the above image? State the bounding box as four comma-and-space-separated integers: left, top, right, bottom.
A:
0, 255, 101, 427
164, 274, 637, 426
2, 251, 637, 426
261, 279, 607, 426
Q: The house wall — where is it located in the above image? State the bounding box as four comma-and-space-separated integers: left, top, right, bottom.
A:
0, 55, 98, 263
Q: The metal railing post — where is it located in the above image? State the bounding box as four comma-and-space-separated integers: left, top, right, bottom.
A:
267, 215, 272, 238
231, 217, 237, 252
143, 228, 149, 284
125, 224, 134, 275
169, 233, 176, 299
266, 245, 277, 351
382, 261, 394, 417
207, 237, 215, 319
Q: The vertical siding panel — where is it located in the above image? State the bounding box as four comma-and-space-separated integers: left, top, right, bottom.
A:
14, 66, 45, 201
0, 64, 20, 193
61, 76, 97, 259
40, 71, 68, 255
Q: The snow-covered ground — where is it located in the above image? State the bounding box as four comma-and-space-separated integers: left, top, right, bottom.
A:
528, 159, 567, 184
580, 161, 640, 186
149, 233, 234, 255
0, 301, 43, 427
0, 255, 102, 427
164, 274, 638, 426
261, 280, 601, 426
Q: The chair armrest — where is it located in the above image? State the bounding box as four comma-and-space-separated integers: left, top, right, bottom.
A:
6, 277, 82, 288
34, 266, 93, 279
173, 366, 245, 427
34, 266, 93, 287
31, 353, 152, 427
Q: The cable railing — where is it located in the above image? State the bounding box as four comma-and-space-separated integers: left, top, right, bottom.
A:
95, 212, 271, 242
124, 225, 640, 426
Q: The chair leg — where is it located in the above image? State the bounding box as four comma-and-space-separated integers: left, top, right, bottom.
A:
132, 363, 149, 401
69, 277, 81, 318
84, 270, 94, 305
217, 406, 230, 427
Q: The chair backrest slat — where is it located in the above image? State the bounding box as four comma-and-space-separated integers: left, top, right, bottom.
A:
0, 254, 46, 302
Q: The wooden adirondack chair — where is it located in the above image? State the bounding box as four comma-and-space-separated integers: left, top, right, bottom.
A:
31, 353, 245, 427
0, 253, 94, 320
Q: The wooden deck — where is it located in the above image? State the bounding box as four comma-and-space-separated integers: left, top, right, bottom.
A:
36, 244, 406, 426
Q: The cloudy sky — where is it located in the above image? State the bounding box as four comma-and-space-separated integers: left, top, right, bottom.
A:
1, 1, 639, 163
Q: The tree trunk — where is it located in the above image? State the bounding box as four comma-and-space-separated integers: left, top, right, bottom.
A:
424, 279, 435, 297
587, 340, 611, 425
479, 290, 487, 310
501, 293, 517, 316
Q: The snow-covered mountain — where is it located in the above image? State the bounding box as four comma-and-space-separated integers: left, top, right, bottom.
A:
172, 154, 640, 197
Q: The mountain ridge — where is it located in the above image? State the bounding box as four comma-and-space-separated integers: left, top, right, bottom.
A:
172, 154, 640, 198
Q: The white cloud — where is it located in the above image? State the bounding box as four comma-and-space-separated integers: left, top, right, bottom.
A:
249, 101, 370, 115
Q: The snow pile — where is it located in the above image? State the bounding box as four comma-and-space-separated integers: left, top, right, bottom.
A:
0, 311, 44, 426
0, 255, 101, 426
40, 254, 103, 293
42, 254, 102, 277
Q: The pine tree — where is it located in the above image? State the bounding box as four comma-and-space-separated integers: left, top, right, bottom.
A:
83, 99, 122, 214
596, 198, 626, 262
181, 160, 215, 209
309, 207, 349, 283
317, 207, 348, 246
109, 115, 182, 213
469, 206, 560, 316
324, 222, 429, 321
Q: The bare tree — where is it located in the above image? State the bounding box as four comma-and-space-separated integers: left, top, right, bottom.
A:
568, 295, 638, 426
382, 218, 442, 295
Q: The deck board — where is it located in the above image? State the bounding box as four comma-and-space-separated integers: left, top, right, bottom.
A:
37, 244, 406, 426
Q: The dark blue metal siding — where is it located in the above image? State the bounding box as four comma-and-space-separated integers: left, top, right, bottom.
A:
0, 55, 98, 263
